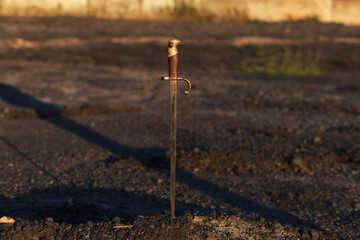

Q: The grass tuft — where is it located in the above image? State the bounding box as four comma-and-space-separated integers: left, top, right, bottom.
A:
171, 0, 217, 21
238, 47, 321, 76
173, 0, 198, 18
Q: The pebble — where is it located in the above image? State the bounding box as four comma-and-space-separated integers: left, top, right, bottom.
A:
236, 128, 245, 135
314, 137, 322, 143
112, 217, 122, 223
355, 203, 360, 210
309, 228, 320, 240
21, 226, 32, 234
206, 237, 217, 240
192, 216, 203, 224
0, 216, 15, 224
290, 156, 305, 168
87, 221, 93, 227
14, 223, 23, 231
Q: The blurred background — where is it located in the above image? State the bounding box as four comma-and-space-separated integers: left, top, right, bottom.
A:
0, 0, 360, 25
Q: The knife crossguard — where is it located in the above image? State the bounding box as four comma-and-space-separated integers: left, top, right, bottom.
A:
158, 76, 192, 95
158, 38, 192, 95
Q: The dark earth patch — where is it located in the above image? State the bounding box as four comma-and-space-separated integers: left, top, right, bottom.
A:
0, 17, 359, 239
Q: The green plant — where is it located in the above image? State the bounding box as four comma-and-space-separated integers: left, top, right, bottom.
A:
238, 46, 321, 76
304, 15, 319, 22
173, 0, 198, 18
222, 8, 250, 23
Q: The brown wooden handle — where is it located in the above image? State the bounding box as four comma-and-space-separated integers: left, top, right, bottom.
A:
169, 54, 179, 78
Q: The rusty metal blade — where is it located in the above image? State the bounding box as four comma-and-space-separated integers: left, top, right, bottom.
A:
169, 79, 177, 219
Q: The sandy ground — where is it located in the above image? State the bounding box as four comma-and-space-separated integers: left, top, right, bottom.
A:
0, 17, 359, 239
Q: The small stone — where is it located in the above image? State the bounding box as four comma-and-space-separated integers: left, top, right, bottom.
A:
193, 147, 200, 153
0, 216, 15, 225
236, 128, 245, 135
355, 203, 360, 210
21, 226, 32, 234
192, 216, 203, 223
112, 217, 121, 223
87, 221, 93, 227
291, 157, 305, 168
308, 228, 320, 240
14, 223, 23, 231
313, 137, 321, 143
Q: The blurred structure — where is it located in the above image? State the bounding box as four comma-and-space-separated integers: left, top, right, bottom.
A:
0, 0, 359, 25
1, 0, 87, 13
204, 0, 360, 25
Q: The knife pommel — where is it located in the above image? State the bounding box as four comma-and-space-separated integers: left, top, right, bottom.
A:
168, 38, 181, 57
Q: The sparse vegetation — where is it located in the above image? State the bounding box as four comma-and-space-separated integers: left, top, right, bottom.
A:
171, 0, 250, 22
221, 8, 250, 23
171, 0, 216, 21
173, 0, 198, 18
238, 47, 321, 76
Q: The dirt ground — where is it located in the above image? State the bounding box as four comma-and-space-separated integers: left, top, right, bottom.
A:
0, 17, 359, 239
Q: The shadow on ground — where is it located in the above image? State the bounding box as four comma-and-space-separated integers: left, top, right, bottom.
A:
0, 186, 213, 225
0, 83, 316, 228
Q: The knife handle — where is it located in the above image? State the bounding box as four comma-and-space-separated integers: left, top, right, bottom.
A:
159, 38, 191, 95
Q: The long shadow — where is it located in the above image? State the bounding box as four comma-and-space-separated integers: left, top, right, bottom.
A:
0, 186, 210, 224
0, 83, 315, 227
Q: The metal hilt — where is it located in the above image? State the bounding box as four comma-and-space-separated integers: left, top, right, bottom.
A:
158, 38, 192, 95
